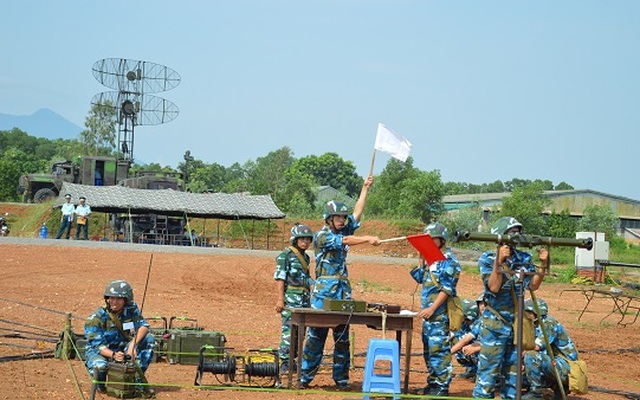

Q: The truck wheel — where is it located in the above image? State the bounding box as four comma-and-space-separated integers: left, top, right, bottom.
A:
33, 188, 57, 203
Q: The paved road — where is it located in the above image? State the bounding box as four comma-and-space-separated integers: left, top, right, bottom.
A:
1, 237, 480, 267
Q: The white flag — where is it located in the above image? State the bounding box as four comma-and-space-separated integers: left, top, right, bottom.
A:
374, 123, 412, 162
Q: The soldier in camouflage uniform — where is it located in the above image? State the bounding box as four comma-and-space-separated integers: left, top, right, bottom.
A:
274, 223, 314, 373
522, 298, 578, 400
85, 280, 155, 393
473, 217, 549, 399
409, 222, 461, 396
451, 297, 483, 380
300, 175, 380, 390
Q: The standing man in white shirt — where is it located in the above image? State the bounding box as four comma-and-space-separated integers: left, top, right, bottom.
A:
55, 194, 75, 239
75, 196, 92, 240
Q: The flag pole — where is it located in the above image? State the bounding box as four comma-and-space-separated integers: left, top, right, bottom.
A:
369, 149, 377, 177
379, 236, 407, 243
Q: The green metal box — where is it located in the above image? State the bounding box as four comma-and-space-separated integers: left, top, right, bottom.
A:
166, 330, 226, 365
324, 299, 367, 313
106, 361, 137, 398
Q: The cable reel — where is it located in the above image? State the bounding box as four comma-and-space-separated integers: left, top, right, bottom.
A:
194, 346, 279, 388
194, 345, 236, 386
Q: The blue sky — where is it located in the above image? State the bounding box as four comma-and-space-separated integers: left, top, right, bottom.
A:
2, 1, 639, 200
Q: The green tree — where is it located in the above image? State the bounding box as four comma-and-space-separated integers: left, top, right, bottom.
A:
484, 180, 506, 193
0, 148, 32, 201
222, 162, 249, 193
504, 178, 532, 192
554, 181, 574, 190
368, 158, 444, 223
499, 182, 550, 234
129, 162, 179, 178
398, 170, 445, 223
578, 205, 619, 239
279, 169, 316, 216
545, 209, 577, 238
293, 153, 361, 197
532, 179, 554, 191
246, 147, 295, 196
188, 162, 228, 193
442, 205, 484, 235
443, 181, 469, 195
80, 101, 117, 156
367, 158, 420, 216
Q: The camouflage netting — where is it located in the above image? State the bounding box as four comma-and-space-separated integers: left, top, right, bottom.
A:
53, 182, 285, 220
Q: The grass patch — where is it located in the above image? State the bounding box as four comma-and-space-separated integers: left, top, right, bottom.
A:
546, 265, 578, 284
356, 277, 393, 293
461, 264, 480, 276
12, 203, 57, 236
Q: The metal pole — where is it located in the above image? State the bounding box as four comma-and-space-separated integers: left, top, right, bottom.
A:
62, 312, 72, 360
515, 269, 524, 400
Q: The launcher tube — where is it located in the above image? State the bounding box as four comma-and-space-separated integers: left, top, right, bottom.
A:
453, 231, 593, 250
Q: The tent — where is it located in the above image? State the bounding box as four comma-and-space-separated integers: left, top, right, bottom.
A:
54, 182, 285, 220
53, 182, 286, 247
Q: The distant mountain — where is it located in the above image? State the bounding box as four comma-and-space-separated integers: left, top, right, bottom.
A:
0, 108, 82, 140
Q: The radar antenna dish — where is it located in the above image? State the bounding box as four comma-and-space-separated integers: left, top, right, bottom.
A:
91, 58, 180, 171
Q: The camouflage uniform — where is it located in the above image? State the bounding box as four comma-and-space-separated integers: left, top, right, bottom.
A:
473, 248, 536, 399
274, 246, 313, 369
84, 302, 155, 382
300, 215, 359, 387
523, 315, 578, 394
453, 313, 482, 375
409, 248, 461, 392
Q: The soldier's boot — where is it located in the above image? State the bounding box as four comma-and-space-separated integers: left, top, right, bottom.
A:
551, 382, 570, 400
457, 367, 477, 380
522, 388, 544, 400
95, 369, 107, 393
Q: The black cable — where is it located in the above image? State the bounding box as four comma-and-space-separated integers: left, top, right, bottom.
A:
0, 318, 59, 335
0, 298, 82, 320
303, 307, 354, 378
0, 350, 55, 362
0, 325, 59, 339
581, 347, 640, 355
589, 386, 640, 400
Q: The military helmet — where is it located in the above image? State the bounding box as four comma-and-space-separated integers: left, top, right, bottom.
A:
524, 298, 548, 318
290, 223, 313, 245
461, 298, 479, 321
490, 216, 523, 235
475, 293, 486, 306
104, 280, 134, 303
423, 222, 449, 242
322, 200, 349, 220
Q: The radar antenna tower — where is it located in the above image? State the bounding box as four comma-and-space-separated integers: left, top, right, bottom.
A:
91, 58, 180, 176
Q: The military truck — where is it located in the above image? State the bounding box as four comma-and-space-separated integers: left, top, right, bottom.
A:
17, 156, 130, 203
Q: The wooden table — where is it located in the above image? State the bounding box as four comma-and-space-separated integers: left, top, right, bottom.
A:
287, 308, 414, 393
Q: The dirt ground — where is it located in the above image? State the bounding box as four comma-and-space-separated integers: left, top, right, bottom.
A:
1, 238, 639, 400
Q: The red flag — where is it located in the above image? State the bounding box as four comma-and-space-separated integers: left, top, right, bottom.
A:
407, 234, 446, 265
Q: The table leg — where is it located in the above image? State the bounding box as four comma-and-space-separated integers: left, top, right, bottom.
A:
404, 329, 412, 394
614, 297, 633, 326
295, 322, 305, 389
577, 291, 594, 321
600, 294, 624, 324
624, 299, 640, 326
287, 323, 297, 389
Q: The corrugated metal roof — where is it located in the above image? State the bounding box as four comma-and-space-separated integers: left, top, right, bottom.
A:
54, 182, 285, 220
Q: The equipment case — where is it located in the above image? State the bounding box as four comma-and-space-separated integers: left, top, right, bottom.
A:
166, 330, 226, 365
324, 299, 367, 313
